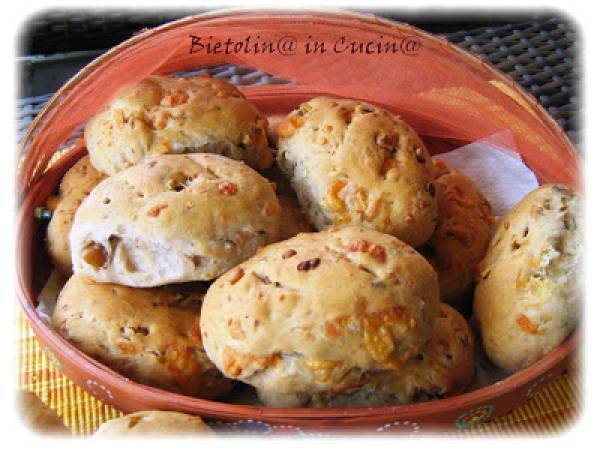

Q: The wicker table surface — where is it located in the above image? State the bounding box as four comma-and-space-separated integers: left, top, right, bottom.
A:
16, 16, 581, 436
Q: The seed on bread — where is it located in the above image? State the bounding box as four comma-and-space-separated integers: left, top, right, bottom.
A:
297, 258, 321, 271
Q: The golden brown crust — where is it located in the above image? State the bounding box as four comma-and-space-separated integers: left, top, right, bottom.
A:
46, 155, 106, 275
276, 97, 437, 248
70, 154, 281, 286
310, 303, 474, 407
94, 411, 214, 436
398, 303, 474, 399
474, 184, 582, 372
200, 227, 440, 404
420, 160, 494, 305
52, 275, 232, 399
85, 75, 273, 174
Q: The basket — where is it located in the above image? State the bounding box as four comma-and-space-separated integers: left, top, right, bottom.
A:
16, 10, 581, 433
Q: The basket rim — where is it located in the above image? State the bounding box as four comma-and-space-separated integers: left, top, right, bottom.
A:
15, 9, 582, 423
17, 8, 581, 199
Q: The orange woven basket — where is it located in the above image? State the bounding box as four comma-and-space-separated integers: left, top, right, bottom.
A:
16, 10, 581, 433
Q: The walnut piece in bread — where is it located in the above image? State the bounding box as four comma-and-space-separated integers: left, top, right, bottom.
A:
276, 97, 437, 248
85, 75, 273, 175
70, 154, 281, 287
46, 155, 106, 275
200, 227, 440, 406
52, 275, 232, 399
473, 184, 582, 372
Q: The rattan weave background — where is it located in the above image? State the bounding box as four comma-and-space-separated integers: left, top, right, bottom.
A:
441, 18, 579, 144
17, 17, 580, 145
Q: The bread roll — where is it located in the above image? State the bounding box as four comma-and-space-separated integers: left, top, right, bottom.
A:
52, 275, 232, 399
85, 74, 273, 175
420, 160, 494, 305
200, 226, 440, 406
94, 411, 213, 437
473, 184, 582, 372
276, 97, 437, 248
46, 155, 106, 275
70, 154, 281, 286
16, 390, 69, 435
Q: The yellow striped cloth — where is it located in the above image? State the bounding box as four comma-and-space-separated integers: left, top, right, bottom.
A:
17, 310, 124, 435
16, 309, 580, 436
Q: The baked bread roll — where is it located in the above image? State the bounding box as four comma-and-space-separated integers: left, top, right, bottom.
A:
304, 303, 474, 407
94, 411, 213, 437
420, 160, 494, 305
16, 390, 69, 435
46, 155, 106, 275
52, 275, 232, 399
473, 184, 582, 372
200, 227, 440, 407
276, 97, 437, 248
277, 195, 313, 240
70, 154, 281, 286
85, 74, 273, 175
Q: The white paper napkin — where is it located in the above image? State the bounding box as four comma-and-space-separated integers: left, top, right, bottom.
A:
436, 130, 539, 218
